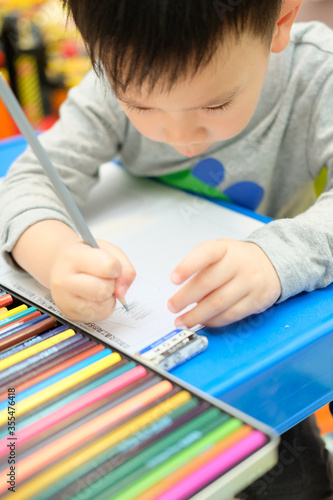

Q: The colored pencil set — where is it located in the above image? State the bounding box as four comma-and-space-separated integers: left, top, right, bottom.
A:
0, 286, 277, 500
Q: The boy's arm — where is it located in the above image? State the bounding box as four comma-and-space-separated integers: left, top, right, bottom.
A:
0, 69, 127, 270
245, 74, 333, 303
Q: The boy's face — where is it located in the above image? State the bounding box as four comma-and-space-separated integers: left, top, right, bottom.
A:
115, 33, 271, 158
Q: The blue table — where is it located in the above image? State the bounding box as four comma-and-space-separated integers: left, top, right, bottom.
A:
1, 136, 332, 435
0, 135, 28, 177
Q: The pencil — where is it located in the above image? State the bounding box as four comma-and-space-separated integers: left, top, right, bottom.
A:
0, 380, 173, 496
0, 74, 128, 312
0, 391, 192, 500
0, 328, 75, 371
0, 304, 27, 320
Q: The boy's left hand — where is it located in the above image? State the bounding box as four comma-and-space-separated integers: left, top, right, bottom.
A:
168, 239, 281, 328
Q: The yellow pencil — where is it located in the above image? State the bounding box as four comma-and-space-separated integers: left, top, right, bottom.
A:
0, 352, 122, 425
0, 329, 76, 370
3, 391, 192, 500
0, 304, 27, 320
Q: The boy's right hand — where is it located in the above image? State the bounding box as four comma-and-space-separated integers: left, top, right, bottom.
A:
50, 238, 136, 322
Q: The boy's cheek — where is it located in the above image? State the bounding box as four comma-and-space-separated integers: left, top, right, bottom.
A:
129, 116, 163, 142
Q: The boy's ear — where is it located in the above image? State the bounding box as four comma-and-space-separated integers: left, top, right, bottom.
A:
271, 1, 303, 53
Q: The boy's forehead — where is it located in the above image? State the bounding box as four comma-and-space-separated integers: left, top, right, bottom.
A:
113, 31, 269, 105
112, 34, 268, 108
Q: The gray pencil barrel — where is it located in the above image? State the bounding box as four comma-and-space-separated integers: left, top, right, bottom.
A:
0, 74, 98, 249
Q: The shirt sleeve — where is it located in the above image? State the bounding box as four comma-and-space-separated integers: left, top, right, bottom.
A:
245, 73, 333, 302
0, 70, 128, 269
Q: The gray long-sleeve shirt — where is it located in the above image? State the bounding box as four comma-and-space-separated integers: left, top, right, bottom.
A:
1, 22, 333, 303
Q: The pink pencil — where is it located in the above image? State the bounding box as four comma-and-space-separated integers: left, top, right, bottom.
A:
0, 365, 147, 455
155, 430, 267, 500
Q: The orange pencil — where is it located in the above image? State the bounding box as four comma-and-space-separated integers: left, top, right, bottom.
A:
0, 294, 13, 308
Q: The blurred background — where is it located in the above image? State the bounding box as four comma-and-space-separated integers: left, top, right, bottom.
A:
0, 0, 332, 141
0, 0, 91, 138
297, 0, 333, 25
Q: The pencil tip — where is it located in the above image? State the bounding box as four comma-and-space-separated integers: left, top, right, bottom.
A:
118, 298, 129, 312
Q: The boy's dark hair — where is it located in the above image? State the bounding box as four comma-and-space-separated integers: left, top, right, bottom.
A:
62, 0, 283, 92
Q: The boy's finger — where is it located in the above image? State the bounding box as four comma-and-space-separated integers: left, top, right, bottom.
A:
52, 290, 117, 323
173, 281, 248, 328
66, 274, 116, 302
98, 242, 137, 295
168, 263, 236, 313
170, 240, 227, 284
203, 296, 255, 328
71, 245, 123, 278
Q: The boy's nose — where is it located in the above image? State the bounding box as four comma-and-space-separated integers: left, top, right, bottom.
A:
165, 122, 206, 146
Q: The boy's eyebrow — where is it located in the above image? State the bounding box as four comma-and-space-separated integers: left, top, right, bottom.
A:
114, 87, 241, 110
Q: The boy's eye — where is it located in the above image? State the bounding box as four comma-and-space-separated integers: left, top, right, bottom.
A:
203, 100, 233, 113
126, 104, 152, 114
125, 100, 233, 115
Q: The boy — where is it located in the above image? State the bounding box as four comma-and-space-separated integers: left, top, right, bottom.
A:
0, 1, 332, 498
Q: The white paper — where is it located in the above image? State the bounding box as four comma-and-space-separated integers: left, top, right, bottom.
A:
0, 163, 264, 354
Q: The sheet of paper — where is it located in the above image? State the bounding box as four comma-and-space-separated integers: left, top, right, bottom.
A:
0, 163, 264, 354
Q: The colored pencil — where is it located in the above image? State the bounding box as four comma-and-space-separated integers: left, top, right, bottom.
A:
0, 310, 41, 334
0, 328, 75, 370
107, 418, 243, 500
0, 326, 63, 361
0, 313, 53, 341
43, 394, 197, 500
150, 431, 267, 500
7, 348, 113, 403
0, 332, 85, 386
0, 316, 58, 352
0, 306, 38, 328
91, 408, 229, 499
11, 366, 148, 451
0, 379, 172, 493
0, 351, 121, 425
7, 391, 192, 500
0, 294, 13, 308
0, 343, 104, 402
17, 374, 157, 457
6, 360, 133, 436
0, 304, 27, 320
135, 425, 254, 500
56, 400, 209, 500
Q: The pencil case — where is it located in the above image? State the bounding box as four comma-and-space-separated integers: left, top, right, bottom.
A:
0, 284, 279, 500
